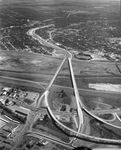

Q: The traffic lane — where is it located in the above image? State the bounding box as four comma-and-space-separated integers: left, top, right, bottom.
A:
1, 71, 121, 90
0, 76, 46, 91
0, 70, 53, 83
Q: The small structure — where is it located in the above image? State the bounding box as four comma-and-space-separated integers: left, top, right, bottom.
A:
59, 104, 70, 112
1, 87, 13, 96
55, 115, 70, 122
2, 87, 12, 92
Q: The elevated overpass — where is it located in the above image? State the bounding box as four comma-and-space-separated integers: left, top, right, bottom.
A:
28, 25, 121, 145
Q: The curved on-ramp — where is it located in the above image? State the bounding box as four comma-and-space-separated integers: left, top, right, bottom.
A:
28, 25, 121, 145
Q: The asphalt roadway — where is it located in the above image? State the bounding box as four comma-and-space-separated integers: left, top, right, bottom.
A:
1, 23, 121, 149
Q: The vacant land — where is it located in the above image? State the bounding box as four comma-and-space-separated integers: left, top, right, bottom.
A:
0, 50, 62, 74
48, 90, 74, 111
72, 60, 121, 76
80, 93, 121, 111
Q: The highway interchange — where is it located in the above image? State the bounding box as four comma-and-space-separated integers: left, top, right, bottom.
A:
27, 25, 121, 146
1, 24, 121, 149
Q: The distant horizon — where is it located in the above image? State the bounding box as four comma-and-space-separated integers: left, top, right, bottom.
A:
1, 0, 120, 3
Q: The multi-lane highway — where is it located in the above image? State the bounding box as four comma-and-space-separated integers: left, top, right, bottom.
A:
10, 24, 121, 149
23, 25, 121, 145
28, 25, 84, 144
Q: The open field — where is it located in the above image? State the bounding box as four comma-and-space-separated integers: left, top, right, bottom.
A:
72, 60, 121, 76
0, 50, 62, 74
55, 76, 121, 90
0, 70, 53, 85
48, 90, 74, 111
1, 70, 121, 92
81, 94, 121, 111
1, 51, 121, 78
89, 118, 121, 140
